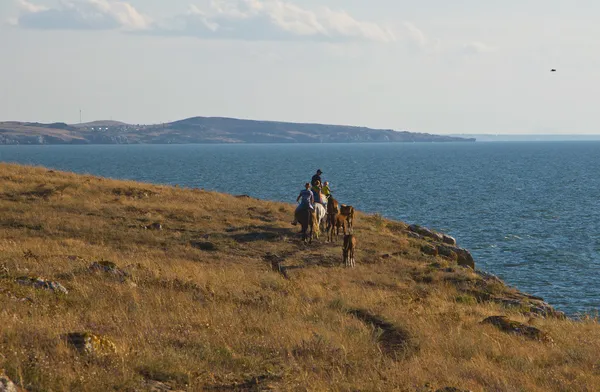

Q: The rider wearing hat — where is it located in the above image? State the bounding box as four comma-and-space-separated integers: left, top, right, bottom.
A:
311, 169, 323, 187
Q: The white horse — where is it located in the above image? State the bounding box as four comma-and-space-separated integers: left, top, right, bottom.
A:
312, 203, 326, 239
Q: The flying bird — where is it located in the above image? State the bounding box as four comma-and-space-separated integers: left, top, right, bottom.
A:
551, 69, 556, 72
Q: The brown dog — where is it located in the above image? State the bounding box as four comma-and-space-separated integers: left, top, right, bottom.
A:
342, 234, 357, 267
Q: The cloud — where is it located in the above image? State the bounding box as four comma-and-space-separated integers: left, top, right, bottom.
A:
151, 0, 396, 43
461, 41, 495, 55
17, 0, 48, 13
402, 22, 440, 53
14, 0, 150, 30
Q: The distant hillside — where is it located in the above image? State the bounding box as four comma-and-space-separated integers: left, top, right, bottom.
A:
72, 120, 129, 129
0, 116, 476, 145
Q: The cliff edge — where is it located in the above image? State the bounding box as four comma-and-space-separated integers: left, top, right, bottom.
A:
0, 163, 596, 392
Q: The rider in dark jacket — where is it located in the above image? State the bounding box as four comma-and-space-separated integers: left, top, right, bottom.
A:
311, 169, 323, 187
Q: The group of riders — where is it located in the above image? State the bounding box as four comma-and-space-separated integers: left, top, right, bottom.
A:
292, 169, 331, 226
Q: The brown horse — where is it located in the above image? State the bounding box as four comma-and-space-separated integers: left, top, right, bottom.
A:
335, 213, 348, 238
342, 234, 357, 267
340, 204, 355, 232
295, 206, 315, 243
326, 197, 339, 242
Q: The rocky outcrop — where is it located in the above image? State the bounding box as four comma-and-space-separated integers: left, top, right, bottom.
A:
420, 244, 438, 257
141, 379, 186, 392
436, 245, 458, 262
441, 234, 457, 246
409, 225, 474, 269
89, 260, 128, 277
409, 225, 444, 242
64, 332, 117, 356
446, 269, 565, 318
16, 277, 68, 294
0, 373, 18, 392
482, 316, 553, 343
143, 222, 163, 230
408, 225, 457, 246
409, 225, 457, 246
437, 245, 474, 269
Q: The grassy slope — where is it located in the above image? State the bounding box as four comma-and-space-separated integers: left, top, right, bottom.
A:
0, 163, 599, 392
0, 122, 85, 141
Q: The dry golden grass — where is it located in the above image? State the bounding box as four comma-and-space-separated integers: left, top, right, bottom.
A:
1, 163, 599, 392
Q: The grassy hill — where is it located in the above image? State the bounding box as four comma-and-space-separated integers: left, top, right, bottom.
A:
0, 117, 476, 144
0, 163, 598, 391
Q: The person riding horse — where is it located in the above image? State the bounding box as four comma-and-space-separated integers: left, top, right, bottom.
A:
312, 182, 323, 205
311, 169, 323, 188
292, 183, 314, 226
321, 181, 331, 205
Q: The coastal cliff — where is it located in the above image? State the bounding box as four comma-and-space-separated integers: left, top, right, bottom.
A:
1, 163, 597, 392
0, 117, 476, 145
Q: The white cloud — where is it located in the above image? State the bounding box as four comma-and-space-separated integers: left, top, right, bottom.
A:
14, 0, 151, 30
403, 22, 440, 53
17, 0, 48, 13
461, 41, 495, 55
12, 0, 486, 52
152, 0, 396, 43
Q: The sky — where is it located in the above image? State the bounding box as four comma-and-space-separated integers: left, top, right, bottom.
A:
1, 0, 599, 134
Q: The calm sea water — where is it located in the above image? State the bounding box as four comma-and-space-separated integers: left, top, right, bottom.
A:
1, 142, 599, 316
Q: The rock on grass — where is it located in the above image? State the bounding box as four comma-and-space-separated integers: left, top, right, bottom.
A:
481, 315, 553, 343
0, 373, 18, 392
89, 261, 128, 277
16, 277, 68, 294
64, 332, 117, 356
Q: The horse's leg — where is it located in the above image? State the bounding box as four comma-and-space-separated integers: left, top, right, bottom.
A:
309, 211, 313, 244
299, 210, 307, 243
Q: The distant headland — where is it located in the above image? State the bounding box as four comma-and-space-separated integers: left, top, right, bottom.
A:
0, 116, 476, 145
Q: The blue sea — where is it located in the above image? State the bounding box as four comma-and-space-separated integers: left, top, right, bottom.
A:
1, 142, 599, 316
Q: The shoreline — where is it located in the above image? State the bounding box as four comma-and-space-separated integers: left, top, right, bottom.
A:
4, 162, 598, 391
0, 162, 568, 319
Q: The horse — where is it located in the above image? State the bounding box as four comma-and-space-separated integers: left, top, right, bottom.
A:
313, 203, 326, 240
326, 197, 339, 242
295, 205, 315, 243
342, 234, 357, 267
335, 213, 348, 238
340, 205, 355, 232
